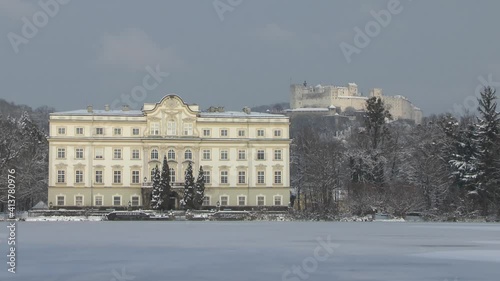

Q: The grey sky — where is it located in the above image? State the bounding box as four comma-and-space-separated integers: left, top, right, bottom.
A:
1, 0, 499, 115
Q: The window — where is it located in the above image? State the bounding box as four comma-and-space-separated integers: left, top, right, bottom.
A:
75, 195, 83, 206
57, 127, 66, 135
220, 150, 228, 160
274, 129, 282, 137
95, 171, 103, 184
113, 171, 122, 184
151, 149, 159, 160
132, 149, 140, 159
57, 148, 66, 159
113, 196, 121, 206
167, 149, 176, 160
167, 120, 176, 136
169, 168, 176, 182
183, 123, 193, 135
132, 170, 140, 184
202, 149, 211, 160
274, 196, 282, 206
184, 149, 192, 160
76, 127, 84, 135
95, 196, 103, 206
257, 129, 265, 137
150, 122, 159, 135
57, 170, 65, 183
274, 171, 282, 184
238, 196, 246, 206
113, 148, 122, 159
220, 129, 228, 137
95, 148, 104, 159
238, 150, 246, 160
238, 171, 246, 184
203, 129, 211, 137
257, 171, 265, 184
220, 170, 228, 184
75, 148, 84, 159
257, 196, 265, 206
238, 129, 246, 137
257, 149, 265, 160
220, 196, 228, 206
57, 196, 65, 206
203, 196, 210, 206
113, 128, 122, 135
131, 196, 140, 206
132, 128, 140, 135
203, 170, 211, 184
95, 128, 104, 135
274, 149, 282, 160
75, 170, 83, 183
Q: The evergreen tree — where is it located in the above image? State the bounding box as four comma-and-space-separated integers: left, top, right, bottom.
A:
181, 161, 195, 209
150, 165, 161, 209
194, 166, 206, 209
159, 155, 171, 210
365, 97, 392, 150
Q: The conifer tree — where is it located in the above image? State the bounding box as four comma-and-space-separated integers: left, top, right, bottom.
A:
181, 161, 195, 209
194, 166, 206, 209
150, 165, 161, 209
159, 155, 171, 210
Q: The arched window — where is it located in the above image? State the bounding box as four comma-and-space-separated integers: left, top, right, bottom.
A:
167, 149, 176, 160
151, 149, 158, 160
169, 168, 176, 183
184, 149, 192, 160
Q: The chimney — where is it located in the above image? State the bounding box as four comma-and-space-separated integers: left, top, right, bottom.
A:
104, 104, 110, 111
87, 105, 93, 113
243, 106, 251, 114
122, 105, 130, 111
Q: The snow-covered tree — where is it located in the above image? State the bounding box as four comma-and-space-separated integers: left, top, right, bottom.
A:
150, 166, 161, 209
194, 166, 206, 209
159, 155, 171, 210
181, 161, 196, 209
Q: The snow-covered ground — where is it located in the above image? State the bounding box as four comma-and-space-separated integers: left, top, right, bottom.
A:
25, 216, 104, 222
1, 222, 499, 280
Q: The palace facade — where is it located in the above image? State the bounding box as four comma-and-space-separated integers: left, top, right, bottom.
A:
48, 95, 291, 209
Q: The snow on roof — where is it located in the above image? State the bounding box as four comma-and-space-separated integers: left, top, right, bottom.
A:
284, 108, 329, 112
51, 109, 144, 116
199, 111, 286, 118
31, 201, 49, 210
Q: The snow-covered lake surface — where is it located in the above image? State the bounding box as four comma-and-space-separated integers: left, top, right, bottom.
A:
1, 222, 499, 281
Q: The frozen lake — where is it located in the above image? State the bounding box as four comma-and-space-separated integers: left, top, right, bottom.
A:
1, 221, 500, 281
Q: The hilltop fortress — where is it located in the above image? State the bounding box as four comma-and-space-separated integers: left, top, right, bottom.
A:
290, 82, 422, 124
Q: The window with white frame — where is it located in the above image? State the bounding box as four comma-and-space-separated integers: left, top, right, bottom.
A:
257, 149, 265, 160
167, 149, 176, 160
203, 129, 211, 137
183, 123, 193, 135
238, 129, 246, 137
184, 149, 192, 160
151, 149, 159, 160
238, 150, 246, 160
132, 170, 140, 184
113, 196, 121, 206
203, 170, 211, 184
238, 196, 246, 206
220, 129, 228, 137
203, 196, 210, 206
257, 171, 265, 184
57, 196, 65, 206
57, 170, 65, 183
220, 150, 228, 160
220, 196, 228, 206
95, 170, 103, 184
95, 127, 104, 135
57, 148, 66, 159
238, 171, 246, 184
167, 120, 176, 136
257, 196, 265, 206
150, 122, 160, 135
220, 170, 228, 184
169, 168, 176, 182
75, 148, 84, 159
95, 196, 103, 206
131, 196, 140, 206
274, 171, 282, 184
274, 129, 282, 137
202, 149, 211, 160
274, 149, 282, 160
95, 148, 104, 159
76, 127, 84, 135
75, 195, 83, 206
132, 149, 140, 159
257, 129, 265, 137
274, 196, 282, 206
113, 171, 122, 184
113, 128, 122, 135
132, 128, 140, 135
75, 170, 84, 183
113, 148, 122, 159
57, 127, 66, 135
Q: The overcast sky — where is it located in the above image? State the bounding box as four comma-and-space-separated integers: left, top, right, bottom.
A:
1, 0, 499, 115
